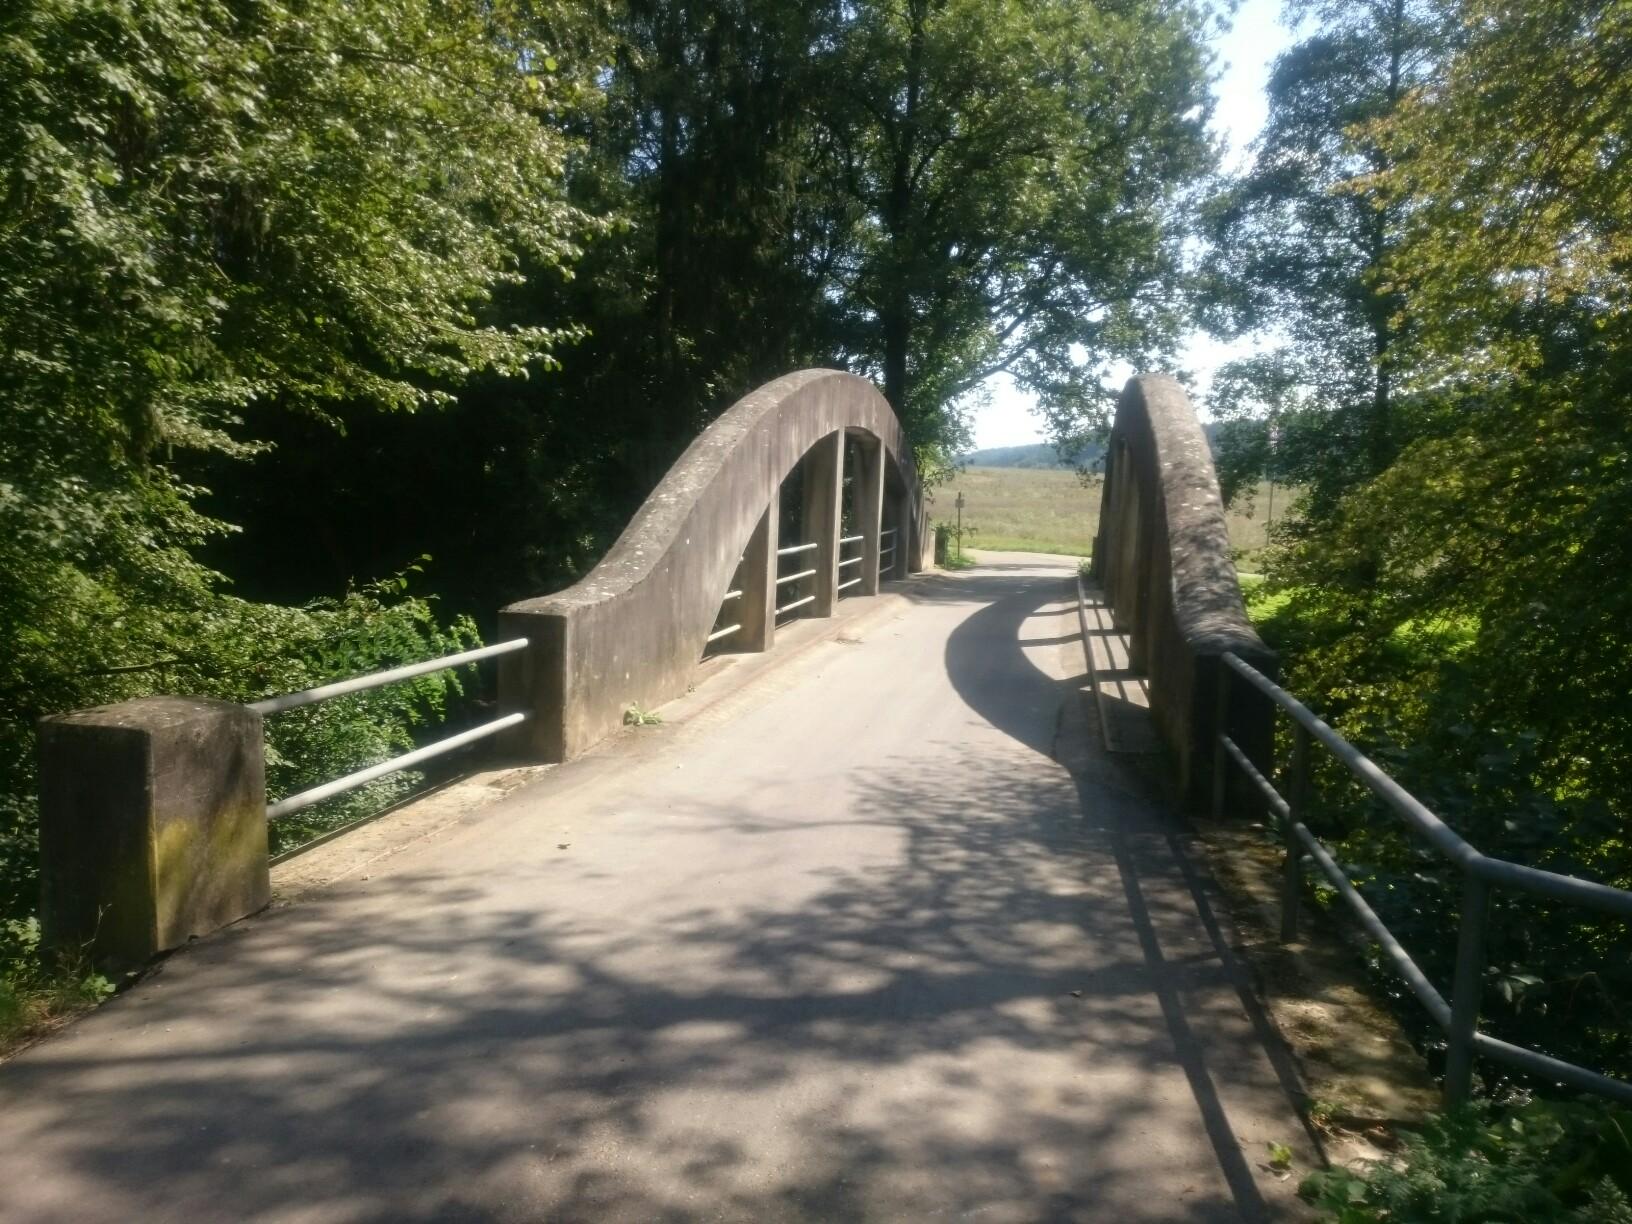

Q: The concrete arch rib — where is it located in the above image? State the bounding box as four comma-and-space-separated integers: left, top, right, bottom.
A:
498, 369, 922, 762
1090, 374, 1276, 808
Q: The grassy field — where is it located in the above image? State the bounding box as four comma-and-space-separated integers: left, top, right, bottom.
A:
928, 466, 1285, 565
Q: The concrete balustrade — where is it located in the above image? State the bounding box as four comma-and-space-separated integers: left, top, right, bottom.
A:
1091, 375, 1277, 809
498, 369, 922, 764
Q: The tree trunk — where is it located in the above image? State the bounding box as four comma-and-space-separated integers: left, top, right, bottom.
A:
879, 0, 926, 419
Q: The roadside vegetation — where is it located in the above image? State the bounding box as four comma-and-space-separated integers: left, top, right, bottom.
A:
1213, 0, 1632, 1212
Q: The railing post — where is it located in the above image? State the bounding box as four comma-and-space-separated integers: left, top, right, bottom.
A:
1210, 660, 1231, 820
1444, 872, 1490, 1106
803, 431, 844, 616
850, 434, 885, 595
1282, 724, 1311, 943
736, 501, 778, 652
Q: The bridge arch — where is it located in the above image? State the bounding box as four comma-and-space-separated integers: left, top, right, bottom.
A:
498, 369, 925, 762
1091, 374, 1277, 807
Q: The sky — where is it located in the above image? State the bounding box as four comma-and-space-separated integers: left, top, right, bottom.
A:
968, 0, 1296, 449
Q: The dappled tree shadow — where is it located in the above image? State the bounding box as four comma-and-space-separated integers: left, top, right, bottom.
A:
0, 561, 1313, 1223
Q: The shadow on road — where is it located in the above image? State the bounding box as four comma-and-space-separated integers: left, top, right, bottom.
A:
0, 561, 1315, 1223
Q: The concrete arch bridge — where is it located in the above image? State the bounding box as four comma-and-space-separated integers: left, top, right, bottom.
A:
9, 370, 1632, 1223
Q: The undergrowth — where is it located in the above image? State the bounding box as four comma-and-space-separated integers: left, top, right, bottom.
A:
1303, 1100, 1632, 1222
0, 917, 114, 1056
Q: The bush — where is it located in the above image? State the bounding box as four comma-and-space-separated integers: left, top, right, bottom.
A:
1302, 1100, 1632, 1223
0, 570, 481, 1051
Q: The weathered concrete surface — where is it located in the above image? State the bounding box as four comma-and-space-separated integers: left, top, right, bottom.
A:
0, 555, 1314, 1223
499, 369, 920, 763
37, 697, 269, 966
1092, 376, 1276, 808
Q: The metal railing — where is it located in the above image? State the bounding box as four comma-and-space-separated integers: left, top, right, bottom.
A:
837, 533, 864, 596
253, 638, 530, 821
879, 525, 897, 571
775, 538, 819, 618
1214, 651, 1632, 1106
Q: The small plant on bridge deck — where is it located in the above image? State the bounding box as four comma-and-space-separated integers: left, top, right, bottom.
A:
0, 917, 114, 1055
623, 705, 663, 727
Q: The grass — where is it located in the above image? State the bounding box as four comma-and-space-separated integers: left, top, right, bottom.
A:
1, 917, 115, 1058
927, 466, 1289, 566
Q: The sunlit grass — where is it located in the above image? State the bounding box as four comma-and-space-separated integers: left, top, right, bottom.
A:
929, 467, 1288, 564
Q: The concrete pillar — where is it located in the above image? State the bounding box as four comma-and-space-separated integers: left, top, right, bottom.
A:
37, 697, 270, 967
801, 431, 844, 617
848, 435, 885, 595
908, 486, 930, 573
887, 489, 913, 580
736, 500, 778, 651
496, 608, 567, 762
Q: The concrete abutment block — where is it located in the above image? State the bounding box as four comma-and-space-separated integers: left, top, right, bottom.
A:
38, 697, 270, 967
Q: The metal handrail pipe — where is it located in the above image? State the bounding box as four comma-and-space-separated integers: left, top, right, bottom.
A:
880, 542, 896, 555
776, 541, 818, 557
722, 589, 742, 601
776, 594, 815, 616
1472, 1032, 1632, 1107
880, 527, 897, 537
266, 712, 527, 820
838, 577, 861, 592
1291, 820, 1453, 1028
706, 624, 741, 644
1472, 854, 1632, 919
1224, 652, 1632, 913
250, 639, 530, 717
838, 556, 861, 569
839, 534, 864, 545
1222, 652, 1479, 868
1219, 735, 1290, 821
776, 568, 817, 587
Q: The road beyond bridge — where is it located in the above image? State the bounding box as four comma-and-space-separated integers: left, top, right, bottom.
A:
0, 552, 1316, 1223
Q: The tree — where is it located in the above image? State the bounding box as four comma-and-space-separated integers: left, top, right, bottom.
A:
1240, 0, 1632, 1081
1203, 0, 1443, 514
0, 0, 596, 934
816, 0, 1214, 454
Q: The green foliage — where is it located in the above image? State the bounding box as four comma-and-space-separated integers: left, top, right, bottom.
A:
820, 0, 1213, 454
0, 914, 114, 1052
1216, 0, 1632, 1089
1202, 0, 1445, 513
1302, 1101, 1632, 1223
0, 0, 595, 1006
1371, 0, 1632, 383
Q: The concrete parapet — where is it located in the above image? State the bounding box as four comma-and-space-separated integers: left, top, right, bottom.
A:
37, 697, 270, 966
499, 370, 920, 762
1091, 375, 1277, 808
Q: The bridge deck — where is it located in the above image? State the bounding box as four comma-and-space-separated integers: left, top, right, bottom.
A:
0, 553, 1314, 1222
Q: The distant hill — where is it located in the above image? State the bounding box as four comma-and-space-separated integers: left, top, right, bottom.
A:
963, 424, 1222, 470
961, 441, 1102, 469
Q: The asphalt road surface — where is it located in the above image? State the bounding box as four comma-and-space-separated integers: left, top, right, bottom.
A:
0, 553, 1314, 1223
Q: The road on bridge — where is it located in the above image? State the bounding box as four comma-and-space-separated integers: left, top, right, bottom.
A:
0, 553, 1315, 1223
